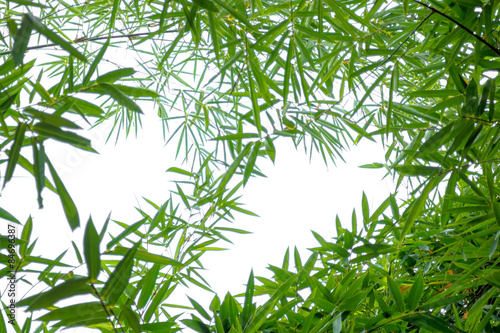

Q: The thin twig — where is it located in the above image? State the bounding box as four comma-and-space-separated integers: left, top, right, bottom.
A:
412, 0, 500, 57
90, 283, 120, 333
0, 31, 177, 57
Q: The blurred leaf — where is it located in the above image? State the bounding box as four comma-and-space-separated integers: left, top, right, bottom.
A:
11, 15, 33, 66
387, 276, 405, 312
408, 275, 424, 311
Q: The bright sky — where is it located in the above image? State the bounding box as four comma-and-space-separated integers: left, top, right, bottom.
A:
1, 108, 394, 331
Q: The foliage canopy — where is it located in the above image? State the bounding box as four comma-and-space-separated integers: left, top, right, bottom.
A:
1, 0, 500, 331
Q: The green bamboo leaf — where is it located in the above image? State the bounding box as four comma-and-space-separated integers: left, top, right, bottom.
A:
107, 246, 183, 266
342, 118, 375, 142
181, 319, 211, 333
17, 276, 91, 310
408, 275, 424, 311
176, 184, 191, 209
19, 216, 32, 257
283, 38, 294, 107
32, 122, 93, 151
107, 218, 146, 250
12, 15, 34, 66
25, 107, 81, 129
96, 68, 135, 84
401, 175, 445, 240
47, 159, 80, 230
3, 122, 27, 189
188, 296, 211, 321
248, 74, 261, 136
484, 163, 500, 228
244, 274, 297, 333
144, 278, 174, 322
110, 0, 121, 29
247, 48, 273, 103
211, 0, 255, 31
216, 142, 253, 198
148, 201, 168, 233
393, 165, 441, 177
264, 136, 275, 164
243, 141, 261, 186
82, 38, 110, 87
311, 231, 349, 258
101, 242, 139, 305
121, 305, 141, 333
31, 138, 45, 208
137, 263, 160, 309
26, 14, 86, 62
387, 276, 405, 312
448, 65, 467, 94
100, 83, 143, 113
36, 302, 108, 322
404, 313, 463, 333
71, 240, 83, 264
165, 167, 193, 177
213, 133, 260, 141
362, 192, 369, 226
0, 207, 20, 224
387, 63, 398, 136
489, 78, 495, 121
490, 231, 500, 260
83, 217, 101, 283
353, 67, 390, 113
0, 300, 5, 333
241, 270, 255, 327
207, 12, 220, 62
193, 0, 218, 12
9, 0, 47, 7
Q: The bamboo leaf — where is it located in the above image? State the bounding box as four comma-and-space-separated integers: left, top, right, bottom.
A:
408, 275, 424, 311
17, 277, 91, 311
3, 122, 27, 189
101, 242, 139, 305
47, 159, 80, 230
27, 14, 86, 62
83, 217, 101, 282
243, 141, 261, 186
12, 15, 34, 66
82, 38, 110, 87
96, 68, 135, 84
100, 83, 143, 113
387, 276, 405, 312
32, 122, 92, 151
138, 263, 160, 309
401, 175, 445, 240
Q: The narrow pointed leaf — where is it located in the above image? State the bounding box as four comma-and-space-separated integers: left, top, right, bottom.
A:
101, 242, 139, 305
83, 217, 101, 282
47, 159, 80, 230
3, 122, 27, 189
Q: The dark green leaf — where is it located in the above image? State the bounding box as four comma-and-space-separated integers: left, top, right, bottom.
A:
47, 159, 80, 230
83, 217, 101, 282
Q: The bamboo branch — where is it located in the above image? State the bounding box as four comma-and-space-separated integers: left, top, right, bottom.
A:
0, 31, 177, 57
412, 0, 500, 57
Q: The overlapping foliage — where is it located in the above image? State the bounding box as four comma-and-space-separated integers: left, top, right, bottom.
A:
0, 0, 500, 331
